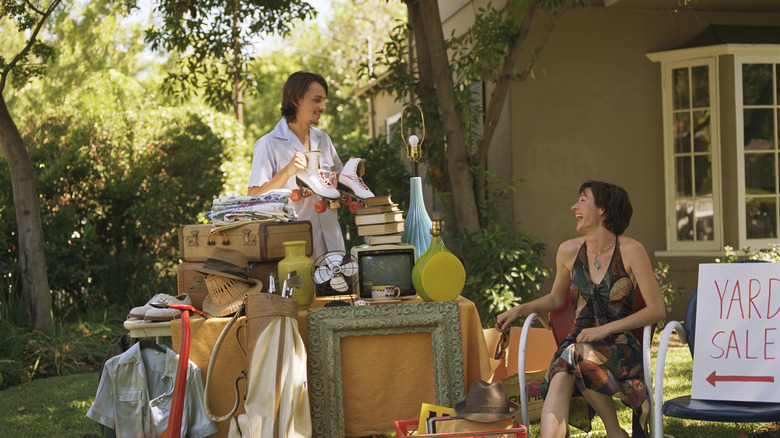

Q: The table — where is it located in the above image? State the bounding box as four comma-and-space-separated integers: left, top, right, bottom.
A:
163, 295, 489, 437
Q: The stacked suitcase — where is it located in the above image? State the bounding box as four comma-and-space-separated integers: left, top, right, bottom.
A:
176, 221, 313, 310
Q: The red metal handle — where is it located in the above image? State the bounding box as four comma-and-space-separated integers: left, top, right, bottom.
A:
161, 309, 191, 438
149, 301, 206, 317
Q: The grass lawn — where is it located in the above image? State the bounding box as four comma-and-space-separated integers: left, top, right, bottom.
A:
1, 336, 779, 437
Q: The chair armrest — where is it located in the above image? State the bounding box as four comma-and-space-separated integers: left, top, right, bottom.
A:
518, 312, 549, 431
642, 324, 654, 428
652, 321, 688, 438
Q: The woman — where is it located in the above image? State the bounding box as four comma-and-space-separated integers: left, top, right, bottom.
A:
496, 181, 665, 438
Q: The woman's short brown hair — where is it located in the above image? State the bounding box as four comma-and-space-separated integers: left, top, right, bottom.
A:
280, 71, 328, 123
579, 180, 633, 235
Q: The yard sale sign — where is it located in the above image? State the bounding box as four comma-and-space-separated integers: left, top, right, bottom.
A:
692, 263, 780, 402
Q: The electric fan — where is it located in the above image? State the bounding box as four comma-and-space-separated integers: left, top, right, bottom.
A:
312, 250, 359, 297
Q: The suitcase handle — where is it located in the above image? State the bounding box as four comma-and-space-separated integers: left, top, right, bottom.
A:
207, 231, 230, 246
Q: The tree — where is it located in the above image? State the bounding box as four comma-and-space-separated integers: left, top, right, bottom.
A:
380, 0, 579, 235
0, 0, 63, 334
144, 0, 316, 123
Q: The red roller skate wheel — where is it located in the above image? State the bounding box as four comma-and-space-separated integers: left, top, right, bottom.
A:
340, 194, 352, 206
349, 201, 360, 214
314, 200, 329, 214
290, 189, 302, 202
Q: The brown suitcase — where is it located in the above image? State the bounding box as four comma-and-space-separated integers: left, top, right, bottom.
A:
178, 261, 280, 310
178, 221, 312, 262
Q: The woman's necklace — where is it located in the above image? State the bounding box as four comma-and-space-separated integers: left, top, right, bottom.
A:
587, 240, 614, 269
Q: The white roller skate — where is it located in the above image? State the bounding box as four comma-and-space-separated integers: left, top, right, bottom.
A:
290, 150, 341, 214
337, 157, 375, 214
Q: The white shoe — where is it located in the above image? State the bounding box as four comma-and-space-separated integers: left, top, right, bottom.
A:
296, 150, 340, 199
143, 294, 193, 322
338, 157, 374, 199
127, 293, 175, 320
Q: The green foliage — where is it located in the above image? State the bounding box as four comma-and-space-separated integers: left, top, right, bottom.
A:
0, 315, 123, 389
1, 71, 241, 321
450, 171, 551, 325
449, 2, 521, 84
0, 0, 62, 91
653, 261, 684, 330
144, 0, 315, 110
716, 244, 780, 263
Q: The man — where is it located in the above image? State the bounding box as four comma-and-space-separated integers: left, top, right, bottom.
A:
248, 72, 345, 260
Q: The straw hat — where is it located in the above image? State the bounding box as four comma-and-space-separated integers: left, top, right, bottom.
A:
195, 247, 253, 283
203, 276, 263, 317
454, 379, 519, 423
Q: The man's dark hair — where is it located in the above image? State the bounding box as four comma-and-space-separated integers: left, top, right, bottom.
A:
579, 180, 633, 235
280, 71, 328, 123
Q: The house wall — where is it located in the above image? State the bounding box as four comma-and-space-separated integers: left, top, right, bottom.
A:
509, 6, 780, 319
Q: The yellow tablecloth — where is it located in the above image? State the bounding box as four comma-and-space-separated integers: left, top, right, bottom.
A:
171, 295, 490, 437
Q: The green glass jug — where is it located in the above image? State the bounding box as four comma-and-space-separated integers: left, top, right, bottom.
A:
278, 240, 315, 308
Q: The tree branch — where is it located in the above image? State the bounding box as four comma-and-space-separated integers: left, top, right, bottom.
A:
512, 0, 575, 83
23, 0, 45, 16
474, 0, 574, 168
0, 0, 62, 92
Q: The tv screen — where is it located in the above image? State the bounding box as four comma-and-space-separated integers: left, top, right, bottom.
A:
356, 248, 416, 299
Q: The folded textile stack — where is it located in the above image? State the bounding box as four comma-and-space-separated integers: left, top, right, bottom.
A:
206, 190, 297, 227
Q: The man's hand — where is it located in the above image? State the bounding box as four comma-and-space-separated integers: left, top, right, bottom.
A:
284, 152, 307, 177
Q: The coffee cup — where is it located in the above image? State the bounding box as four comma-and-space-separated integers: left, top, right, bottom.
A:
371, 285, 401, 300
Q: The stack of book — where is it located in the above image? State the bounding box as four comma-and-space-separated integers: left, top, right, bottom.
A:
356, 195, 405, 245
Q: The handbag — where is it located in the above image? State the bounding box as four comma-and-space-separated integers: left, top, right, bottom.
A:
203, 293, 311, 437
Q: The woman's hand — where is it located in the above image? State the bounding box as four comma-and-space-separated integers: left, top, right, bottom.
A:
576, 326, 610, 343
495, 306, 520, 333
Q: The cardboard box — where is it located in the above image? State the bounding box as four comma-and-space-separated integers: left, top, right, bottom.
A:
502, 371, 546, 422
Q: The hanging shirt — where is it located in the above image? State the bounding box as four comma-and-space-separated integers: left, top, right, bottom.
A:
87, 343, 217, 438
248, 118, 345, 261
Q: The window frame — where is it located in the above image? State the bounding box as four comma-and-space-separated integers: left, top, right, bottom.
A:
660, 56, 724, 253
735, 54, 780, 248
385, 112, 401, 143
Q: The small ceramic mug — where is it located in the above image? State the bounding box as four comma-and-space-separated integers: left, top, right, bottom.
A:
371, 285, 401, 300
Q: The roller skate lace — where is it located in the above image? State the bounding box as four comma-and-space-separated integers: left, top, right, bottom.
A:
340, 173, 369, 189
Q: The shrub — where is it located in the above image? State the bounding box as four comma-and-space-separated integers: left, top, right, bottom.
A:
450, 172, 551, 326
1, 71, 242, 321
716, 244, 780, 263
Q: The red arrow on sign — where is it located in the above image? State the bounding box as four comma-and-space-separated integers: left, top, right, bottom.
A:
706, 371, 775, 387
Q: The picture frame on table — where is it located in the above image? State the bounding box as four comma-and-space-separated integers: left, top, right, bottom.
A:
306, 301, 465, 437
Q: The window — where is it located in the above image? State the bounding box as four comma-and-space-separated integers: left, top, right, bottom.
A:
660, 58, 722, 252
386, 112, 401, 144
650, 44, 780, 254
737, 57, 780, 244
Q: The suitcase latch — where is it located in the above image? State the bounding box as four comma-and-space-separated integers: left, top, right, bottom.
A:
242, 228, 257, 246
186, 230, 199, 247
188, 276, 204, 292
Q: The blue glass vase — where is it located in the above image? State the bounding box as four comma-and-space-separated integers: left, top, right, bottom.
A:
402, 177, 432, 257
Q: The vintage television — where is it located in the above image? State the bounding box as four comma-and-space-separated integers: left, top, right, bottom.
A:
350, 243, 417, 300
